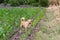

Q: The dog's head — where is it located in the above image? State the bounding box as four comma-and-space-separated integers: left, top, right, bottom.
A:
28, 19, 32, 24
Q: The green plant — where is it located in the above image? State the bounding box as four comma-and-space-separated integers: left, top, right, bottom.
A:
8, 0, 20, 6
19, 0, 24, 5
39, 0, 49, 7
19, 0, 36, 5
3, 0, 8, 5
0, 0, 4, 3
31, 2, 40, 6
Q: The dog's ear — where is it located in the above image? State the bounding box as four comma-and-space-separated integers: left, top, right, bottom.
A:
21, 17, 25, 21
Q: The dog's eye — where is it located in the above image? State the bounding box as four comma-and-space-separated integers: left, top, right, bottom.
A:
29, 23, 31, 24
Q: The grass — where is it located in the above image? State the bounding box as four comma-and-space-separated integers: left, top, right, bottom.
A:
0, 7, 40, 40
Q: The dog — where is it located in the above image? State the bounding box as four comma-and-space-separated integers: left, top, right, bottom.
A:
20, 17, 32, 28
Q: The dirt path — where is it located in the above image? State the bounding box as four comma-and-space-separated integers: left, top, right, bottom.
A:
26, 6, 60, 40
9, 28, 24, 40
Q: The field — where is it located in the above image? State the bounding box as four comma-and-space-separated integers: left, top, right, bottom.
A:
0, 7, 46, 40
0, 6, 60, 40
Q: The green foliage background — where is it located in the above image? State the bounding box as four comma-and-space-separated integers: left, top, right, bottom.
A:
0, 0, 49, 7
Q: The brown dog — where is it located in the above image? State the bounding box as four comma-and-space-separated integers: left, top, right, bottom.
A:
20, 17, 32, 28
